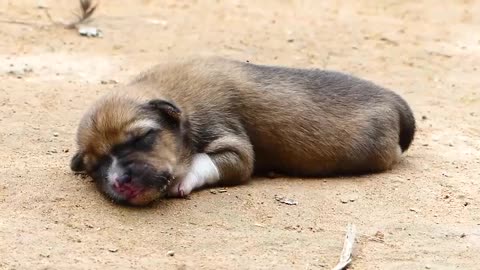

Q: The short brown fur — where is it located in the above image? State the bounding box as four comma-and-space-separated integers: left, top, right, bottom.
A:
71, 56, 415, 205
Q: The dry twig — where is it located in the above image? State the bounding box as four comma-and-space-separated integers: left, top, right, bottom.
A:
65, 0, 98, 29
331, 223, 357, 270
0, 0, 99, 29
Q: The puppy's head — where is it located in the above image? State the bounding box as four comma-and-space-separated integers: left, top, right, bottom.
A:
70, 94, 188, 206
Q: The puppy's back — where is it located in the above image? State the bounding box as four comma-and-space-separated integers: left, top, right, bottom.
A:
236, 60, 415, 175
132, 57, 415, 175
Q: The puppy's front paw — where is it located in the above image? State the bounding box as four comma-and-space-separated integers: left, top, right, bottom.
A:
167, 175, 198, 198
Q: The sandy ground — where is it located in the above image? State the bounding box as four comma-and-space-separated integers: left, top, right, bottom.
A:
1, 0, 479, 269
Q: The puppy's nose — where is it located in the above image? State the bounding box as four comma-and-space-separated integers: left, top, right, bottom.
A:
116, 173, 131, 184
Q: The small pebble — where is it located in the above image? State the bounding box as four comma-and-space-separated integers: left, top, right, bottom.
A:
409, 208, 420, 213
275, 195, 298, 205
422, 115, 428, 120
53, 132, 59, 137
167, 250, 175, 257
108, 248, 118, 253
375, 231, 385, 240
100, 79, 118, 85
460, 233, 466, 238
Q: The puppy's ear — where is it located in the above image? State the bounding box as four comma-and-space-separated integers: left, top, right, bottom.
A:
146, 99, 182, 123
70, 152, 86, 172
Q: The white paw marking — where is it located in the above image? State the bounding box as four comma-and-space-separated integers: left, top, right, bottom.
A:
168, 153, 220, 197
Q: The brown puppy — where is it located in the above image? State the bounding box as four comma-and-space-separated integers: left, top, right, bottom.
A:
70, 57, 415, 206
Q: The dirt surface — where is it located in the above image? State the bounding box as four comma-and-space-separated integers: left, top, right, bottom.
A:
1, 0, 479, 269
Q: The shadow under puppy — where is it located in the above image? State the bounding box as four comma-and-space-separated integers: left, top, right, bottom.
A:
70, 57, 415, 206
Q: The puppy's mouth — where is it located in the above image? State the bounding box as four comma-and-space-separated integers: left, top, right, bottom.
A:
105, 174, 173, 206
112, 181, 145, 199
109, 182, 165, 206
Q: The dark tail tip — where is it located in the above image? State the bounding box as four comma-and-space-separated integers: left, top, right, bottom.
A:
397, 97, 416, 152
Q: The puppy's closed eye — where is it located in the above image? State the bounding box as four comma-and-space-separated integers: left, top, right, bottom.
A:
115, 129, 159, 154
132, 129, 157, 149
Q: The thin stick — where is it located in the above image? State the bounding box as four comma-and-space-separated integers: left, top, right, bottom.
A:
331, 223, 357, 270
1, 0, 98, 29
65, 0, 98, 29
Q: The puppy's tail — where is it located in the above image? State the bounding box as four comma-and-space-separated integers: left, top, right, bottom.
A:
395, 95, 416, 152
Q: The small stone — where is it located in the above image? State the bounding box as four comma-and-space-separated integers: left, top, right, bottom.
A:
108, 247, 118, 253
340, 198, 349, 204
63, 148, 70, 153
53, 132, 59, 137
209, 189, 217, 194
78, 26, 103, 38
464, 202, 470, 207
409, 208, 420, 213
217, 189, 227, 193
287, 39, 295, 43
460, 233, 466, 238
100, 79, 117, 85
167, 250, 175, 257
375, 231, 385, 240
275, 195, 298, 205
422, 115, 427, 120
425, 265, 431, 269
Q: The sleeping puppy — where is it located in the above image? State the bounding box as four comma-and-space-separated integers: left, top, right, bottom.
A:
70, 57, 415, 206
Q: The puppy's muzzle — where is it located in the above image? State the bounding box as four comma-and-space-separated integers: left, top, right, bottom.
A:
108, 161, 173, 201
